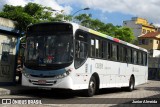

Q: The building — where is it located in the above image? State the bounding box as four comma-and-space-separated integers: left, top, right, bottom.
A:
123, 17, 156, 38
138, 32, 160, 80
138, 32, 160, 51
0, 17, 20, 85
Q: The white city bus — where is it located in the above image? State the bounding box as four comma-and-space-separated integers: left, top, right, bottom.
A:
22, 22, 148, 97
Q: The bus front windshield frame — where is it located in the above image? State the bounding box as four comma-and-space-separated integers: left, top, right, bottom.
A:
24, 33, 73, 70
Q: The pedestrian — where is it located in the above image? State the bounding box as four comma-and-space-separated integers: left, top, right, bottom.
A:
16, 58, 23, 84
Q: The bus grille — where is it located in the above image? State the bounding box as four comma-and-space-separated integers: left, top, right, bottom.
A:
30, 74, 56, 78
29, 79, 57, 86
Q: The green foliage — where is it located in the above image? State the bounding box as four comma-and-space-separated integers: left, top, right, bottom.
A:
99, 23, 117, 36
0, 3, 135, 43
0, 3, 53, 32
74, 14, 92, 27
74, 14, 135, 43
114, 27, 135, 43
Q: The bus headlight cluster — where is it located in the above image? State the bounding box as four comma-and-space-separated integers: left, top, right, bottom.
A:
22, 71, 30, 78
56, 69, 71, 79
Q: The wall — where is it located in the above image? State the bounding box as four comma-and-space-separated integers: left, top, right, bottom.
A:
123, 17, 156, 38
142, 26, 156, 34
0, 33, 18, 83
153, 39, 159, 49
123, 20, 142, 37
135, 17, 148, 25
151, 50, 160, 57
148, 57, 160, 80
138, 38, 153, 50
0, 17, 20, 85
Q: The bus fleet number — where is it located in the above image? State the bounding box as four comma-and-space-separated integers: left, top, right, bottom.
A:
95, 63, 103, 69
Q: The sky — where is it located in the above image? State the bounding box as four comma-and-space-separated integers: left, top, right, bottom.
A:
0, 0, 160, 26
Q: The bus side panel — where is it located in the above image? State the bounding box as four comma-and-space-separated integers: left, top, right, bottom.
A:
132, 65, 148, 86
71, 59, 92, 90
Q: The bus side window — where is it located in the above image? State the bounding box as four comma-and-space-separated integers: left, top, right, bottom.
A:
145, 53, 148, 66
75, 41, 87, 59
122, 47, 127, 62
118, 46, 123, 62
95, 39, 99, 58
102, 41, 107, 59
117, 45, 119, 61
133, 50, 138, 64
107, 42, 111, 59
74, 30, 88, 69
75, 40, 88, 68
75, 41, 80, 58
91, 39, 95, 57
127, 49, 132, 63
111, 44, 117, 61
143, 53, 147, 66
138, 52, 142, 65
99, 40, 102, 58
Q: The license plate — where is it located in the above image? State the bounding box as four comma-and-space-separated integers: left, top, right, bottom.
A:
38, 80, 46, 84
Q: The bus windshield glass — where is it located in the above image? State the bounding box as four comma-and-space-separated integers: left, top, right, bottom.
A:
25, 33, 73, 67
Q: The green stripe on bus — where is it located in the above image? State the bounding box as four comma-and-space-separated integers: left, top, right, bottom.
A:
89, 29, 108, 38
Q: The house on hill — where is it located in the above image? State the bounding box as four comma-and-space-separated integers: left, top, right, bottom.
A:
138, 32, 160, 51
138, 32, 160, 80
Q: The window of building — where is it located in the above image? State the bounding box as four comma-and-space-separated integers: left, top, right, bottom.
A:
139, 39, 142, 45
141, 39, 149, 45
123, 21, 127, 25
1, 42, 10, 63
150, 40, 152, 43
142, 29, 146, 34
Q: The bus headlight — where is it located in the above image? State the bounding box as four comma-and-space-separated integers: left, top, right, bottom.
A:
22, 71, 30, 78
56, 69, 72, 79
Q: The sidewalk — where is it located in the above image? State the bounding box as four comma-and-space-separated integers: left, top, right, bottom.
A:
0, 85, 36, 96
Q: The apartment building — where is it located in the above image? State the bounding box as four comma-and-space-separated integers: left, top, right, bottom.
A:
123, 17, 156, 38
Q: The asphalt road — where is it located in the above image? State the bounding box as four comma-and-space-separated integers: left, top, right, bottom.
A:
0, 80, 160, 107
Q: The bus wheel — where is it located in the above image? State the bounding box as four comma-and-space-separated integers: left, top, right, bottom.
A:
87, 76, 96, 97
128, 76, 135, 92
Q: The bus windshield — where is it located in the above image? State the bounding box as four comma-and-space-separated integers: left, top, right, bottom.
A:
25, 33, 73, 69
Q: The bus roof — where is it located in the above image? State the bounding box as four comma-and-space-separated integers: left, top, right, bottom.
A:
27, 21, 148, 53
70, 22, 148, 53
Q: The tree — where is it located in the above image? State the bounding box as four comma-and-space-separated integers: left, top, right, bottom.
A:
0, 3, 135, 43
115, 27, 135, 43
0, 3, 53, 32
99, 23, 117, 36
74, 14, 92, 27
75, 14, 135, 43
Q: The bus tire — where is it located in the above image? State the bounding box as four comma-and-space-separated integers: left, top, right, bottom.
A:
86, 76, 96, 97
127, 76, 135, 92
